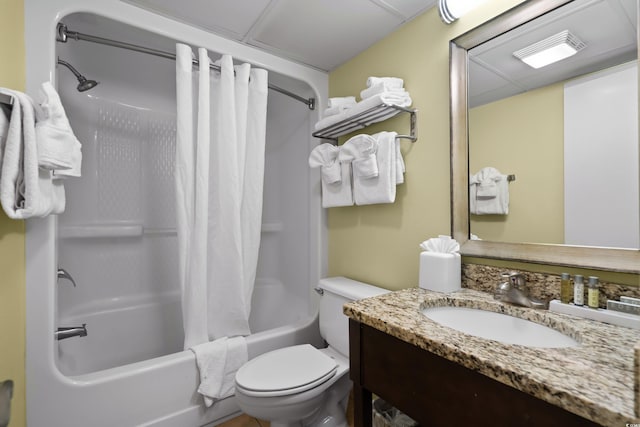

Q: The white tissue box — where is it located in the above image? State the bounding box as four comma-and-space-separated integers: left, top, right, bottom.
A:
419, 252, 461, 293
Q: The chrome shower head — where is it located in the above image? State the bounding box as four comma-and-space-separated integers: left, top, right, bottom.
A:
57, 58, 99, 92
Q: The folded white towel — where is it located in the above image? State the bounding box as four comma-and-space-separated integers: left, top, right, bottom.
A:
323, 104, 353, 117
360, 86, 406, 100
351, 131, 398, 205
35, 82, 82, 176
309, 143, 341, 184
339, 134, 378, 179
470, 167, 509, 215
366, 77, 404, 89
190, 336, 248, 407
0, 104, 9, 178
327, 96, 356, 108
314, 91, 412, 131
0, 88, 65, 219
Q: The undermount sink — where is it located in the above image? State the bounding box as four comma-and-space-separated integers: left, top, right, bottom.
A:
422, 306, 579, 348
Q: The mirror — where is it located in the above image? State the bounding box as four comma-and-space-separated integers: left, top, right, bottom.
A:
450, 0, 640, 272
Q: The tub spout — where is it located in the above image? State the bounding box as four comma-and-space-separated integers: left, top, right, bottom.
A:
55, 324, 87, 340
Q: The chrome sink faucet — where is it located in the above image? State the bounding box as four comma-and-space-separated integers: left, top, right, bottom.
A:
494, 272, 547, 309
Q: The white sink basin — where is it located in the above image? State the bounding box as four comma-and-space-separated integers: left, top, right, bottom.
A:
422, 306, 579, 348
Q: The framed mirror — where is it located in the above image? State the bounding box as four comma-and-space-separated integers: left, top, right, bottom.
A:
450, 0, 640, 272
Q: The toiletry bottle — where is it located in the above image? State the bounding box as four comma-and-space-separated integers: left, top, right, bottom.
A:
573, 274, 584, 306
560, 273, 572, 304
587, 276, 599, 309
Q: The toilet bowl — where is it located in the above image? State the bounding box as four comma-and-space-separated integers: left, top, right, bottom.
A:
234, 277, 389, 427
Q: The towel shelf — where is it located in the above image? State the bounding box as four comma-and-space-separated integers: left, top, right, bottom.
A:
312, 103, 417, 143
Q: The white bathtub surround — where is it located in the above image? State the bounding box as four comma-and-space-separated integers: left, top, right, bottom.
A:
176, 45, 269, 348
191, 336, 248, 407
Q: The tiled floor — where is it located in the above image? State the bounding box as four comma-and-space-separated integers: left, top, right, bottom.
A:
220, 390, 355, 427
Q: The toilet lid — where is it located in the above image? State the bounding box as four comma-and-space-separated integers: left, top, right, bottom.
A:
235, 344, 337, 396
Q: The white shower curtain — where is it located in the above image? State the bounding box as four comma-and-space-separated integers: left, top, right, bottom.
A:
175, 44, 268, 349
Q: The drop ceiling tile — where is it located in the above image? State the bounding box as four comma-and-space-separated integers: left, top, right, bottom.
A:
124, 0, 271, 40
374, 0, 437, 19
250, 0, 404, 70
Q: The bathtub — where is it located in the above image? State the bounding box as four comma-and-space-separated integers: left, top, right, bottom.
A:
25, 1, 328, 426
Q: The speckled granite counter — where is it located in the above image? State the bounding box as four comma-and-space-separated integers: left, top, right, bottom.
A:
344, 288, 640, 427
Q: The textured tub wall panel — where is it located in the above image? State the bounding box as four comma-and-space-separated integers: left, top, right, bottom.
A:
326, 1, 528, 290
0, 1, 26, 426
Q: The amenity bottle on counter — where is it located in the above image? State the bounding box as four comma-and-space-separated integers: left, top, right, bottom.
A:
573, 274, 584, 306
587, 276, 599, 309
560, 273, 572, 303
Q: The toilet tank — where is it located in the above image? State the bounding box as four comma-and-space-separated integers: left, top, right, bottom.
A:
317, 277, 389, 357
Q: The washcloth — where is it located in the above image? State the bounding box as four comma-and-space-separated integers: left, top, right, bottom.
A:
366, 77, 404, 89
309, 143, 341, 184
0, 88, 65, 219
35, 82, 82, 176
314, 91, 412, 131
191, 336, 248, 407
327, 96, 356, 108
339, 134, 378, 179
350, 131, 398, 205
470, 167, 509, 215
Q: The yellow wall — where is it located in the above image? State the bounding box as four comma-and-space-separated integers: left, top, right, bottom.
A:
469, 82, 565, 244
0, 1, 26, 426
328, 1, 527, 290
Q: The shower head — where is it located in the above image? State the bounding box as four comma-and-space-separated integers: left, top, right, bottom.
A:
57, 58, 99, 92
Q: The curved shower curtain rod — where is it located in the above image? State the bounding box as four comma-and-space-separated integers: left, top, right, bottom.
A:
56, 23, 316, 110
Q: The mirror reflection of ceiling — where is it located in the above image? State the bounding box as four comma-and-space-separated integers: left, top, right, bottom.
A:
469, 0, 637, 108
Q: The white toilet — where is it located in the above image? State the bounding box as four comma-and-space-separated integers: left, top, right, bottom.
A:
234, 277, 389, 427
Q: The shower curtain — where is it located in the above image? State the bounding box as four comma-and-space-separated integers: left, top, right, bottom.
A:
175, 44, 268, 349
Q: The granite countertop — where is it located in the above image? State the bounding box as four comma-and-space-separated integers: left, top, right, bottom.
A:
343, 288, 640, 427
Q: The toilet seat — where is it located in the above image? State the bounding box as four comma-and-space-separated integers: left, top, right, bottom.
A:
235, 344, 337, 397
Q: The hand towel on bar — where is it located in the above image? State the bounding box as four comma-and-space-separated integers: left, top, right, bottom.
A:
314, 91, 412, 131
35, 82, 82, 176
327, 96, 356, 108
309, 143, 353, 208
0, 88, 65, 219
308, 143, 341, 184
339, 134, 378, 179
395, 137, 405, 184
190, 336, 248, 407
0, 104, 8, 178
366, 77, 404, 89
350, 131, 398, 205
469, 167, 509, 215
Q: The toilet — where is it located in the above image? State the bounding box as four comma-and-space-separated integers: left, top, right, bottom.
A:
234, 277, 389, 427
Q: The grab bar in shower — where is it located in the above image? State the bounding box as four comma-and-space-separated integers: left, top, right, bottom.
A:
55, 324, 88, 340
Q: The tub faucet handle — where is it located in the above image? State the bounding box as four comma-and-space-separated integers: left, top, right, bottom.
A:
57, 268, 77, 287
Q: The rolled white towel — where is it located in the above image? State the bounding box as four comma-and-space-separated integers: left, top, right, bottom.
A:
366, 77, 404, 89
327, 96, 356, 108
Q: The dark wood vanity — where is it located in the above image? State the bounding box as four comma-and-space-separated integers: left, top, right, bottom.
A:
349, 319, 600, 427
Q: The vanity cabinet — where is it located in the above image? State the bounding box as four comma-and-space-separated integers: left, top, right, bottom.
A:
348, 319, 600, 427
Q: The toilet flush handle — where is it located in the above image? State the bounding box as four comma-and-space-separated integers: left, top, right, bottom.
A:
314, 288, 323, 295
